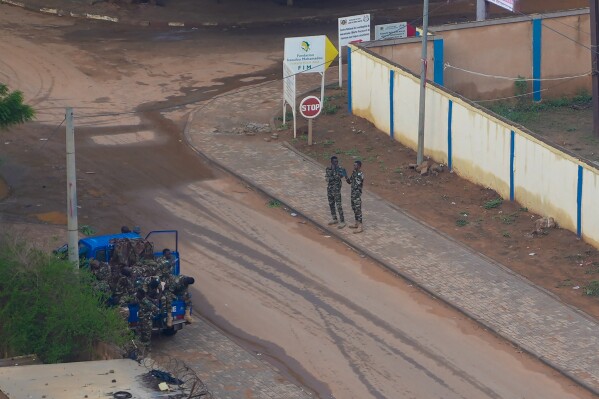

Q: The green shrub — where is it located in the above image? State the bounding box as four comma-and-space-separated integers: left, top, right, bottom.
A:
483, 198, 502, 209
584, 280, 599, 297
0, 238, 131, 363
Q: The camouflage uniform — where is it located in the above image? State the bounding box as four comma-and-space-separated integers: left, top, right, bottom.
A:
90, 260, 112, 297
114, 275, 135, 306
347, 169, 364, 223
325, 165, 344, 222
166, 275, 193, 307
136, 296, 159, 348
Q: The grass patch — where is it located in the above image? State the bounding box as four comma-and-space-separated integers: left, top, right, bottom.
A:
456, 219, 469, 227
489, 89, 592, 124
322, 97, 340, 115
267, 199, 281, 208
79, 225, 96, 236
322, 139, 335, 146
502, 232, 511, 238
496, 212, 518, 225
584, 280, 599, 296
556, 279, 574, 288
483, 198, 503, 209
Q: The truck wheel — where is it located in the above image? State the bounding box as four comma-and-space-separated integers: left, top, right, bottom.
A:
162, 327, 178, 336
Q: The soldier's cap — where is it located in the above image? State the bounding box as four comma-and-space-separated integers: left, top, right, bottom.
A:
183, 277, 195, 285
149, 279, 160, 289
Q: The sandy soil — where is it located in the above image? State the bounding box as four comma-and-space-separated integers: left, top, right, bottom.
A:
0, 2, 597, 398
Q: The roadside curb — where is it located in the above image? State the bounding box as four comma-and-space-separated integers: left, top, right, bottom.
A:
183, 106, 599, 397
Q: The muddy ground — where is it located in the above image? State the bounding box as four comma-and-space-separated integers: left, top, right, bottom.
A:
280, 87, 599, 321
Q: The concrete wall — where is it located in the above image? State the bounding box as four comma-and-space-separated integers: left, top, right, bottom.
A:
348, 44, 598, 247
367, 9, 591, 100
370, 39, 436, 80
540, 13, 592, 97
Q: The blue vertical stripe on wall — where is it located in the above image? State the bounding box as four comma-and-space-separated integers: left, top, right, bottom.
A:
532, 18, 542, 102
577, 165, 583, 237
433, 39, 444, 86
347, 47, 352, 115
447, 100, 453, 171
510, 131, 515, 201
389, 70, 395, 139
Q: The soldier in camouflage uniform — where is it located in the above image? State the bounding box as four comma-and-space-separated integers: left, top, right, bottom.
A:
114, 267, 135, 307
346, 160, 364, 234
89, 259, 112, 299
135, 288, 159, 349
325, 156, 347, 229
174, 275, 194, 323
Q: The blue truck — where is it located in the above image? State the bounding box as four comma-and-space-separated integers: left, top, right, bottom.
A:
56, 229, 189, 336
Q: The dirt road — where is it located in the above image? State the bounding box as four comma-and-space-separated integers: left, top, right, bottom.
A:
0, 5, 595, 399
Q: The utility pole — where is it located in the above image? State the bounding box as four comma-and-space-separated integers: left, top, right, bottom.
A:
591, 0, 599, 137
65, 107, 79, 268
416, 0, 430, 165
476, 0, 487, 21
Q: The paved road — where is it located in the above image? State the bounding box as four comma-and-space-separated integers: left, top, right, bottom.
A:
0, 6, 596, 399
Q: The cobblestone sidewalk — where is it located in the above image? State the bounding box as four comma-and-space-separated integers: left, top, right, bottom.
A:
185, 75, 599, 395
152, 318, 312, 399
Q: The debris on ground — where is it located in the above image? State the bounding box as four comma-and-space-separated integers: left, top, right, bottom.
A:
533, 217, 557, 235
409, 160, 444, 176
243, 122, 271, 134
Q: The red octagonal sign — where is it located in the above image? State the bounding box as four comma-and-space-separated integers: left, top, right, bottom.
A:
299, 96, 322, 119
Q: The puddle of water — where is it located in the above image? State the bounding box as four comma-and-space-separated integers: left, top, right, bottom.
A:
90, 130, 156, 146
34, 211, 68, 225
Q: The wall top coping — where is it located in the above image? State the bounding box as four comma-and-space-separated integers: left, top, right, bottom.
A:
430, 7, 589, 33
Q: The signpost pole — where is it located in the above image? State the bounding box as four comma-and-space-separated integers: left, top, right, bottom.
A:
293, 109, 297, 138
321, 71, 326, 104
416, 0, 429, 165
338, 48, 343, 88
308, 119, 313, 146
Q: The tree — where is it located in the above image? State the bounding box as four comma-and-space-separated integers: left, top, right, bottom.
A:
0, 237, 131, 363
0, 83, 34, 129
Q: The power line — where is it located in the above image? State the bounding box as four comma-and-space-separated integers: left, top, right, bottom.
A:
511, 8, 597, 57
444, 63, 591, 81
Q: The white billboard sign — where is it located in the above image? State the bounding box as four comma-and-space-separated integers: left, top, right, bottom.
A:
486, 0, 515, 11
374, 22, 407, 41
284, 35, 327, 73
338, 13, 371, 47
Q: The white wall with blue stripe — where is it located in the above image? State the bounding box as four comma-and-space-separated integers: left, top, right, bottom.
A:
348, 44, 595, 246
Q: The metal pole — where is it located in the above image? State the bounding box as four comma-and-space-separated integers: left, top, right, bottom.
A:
591, 0, 599, 137
66, 107, 79, 268
308, 119, 313, 146
339, 47, 343, 88
320, 71, 326, 104
416, 0, 430, 165
476, 0, 487, 21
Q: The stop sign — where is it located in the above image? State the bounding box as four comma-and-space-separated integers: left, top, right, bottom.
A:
299, 96, 322, 119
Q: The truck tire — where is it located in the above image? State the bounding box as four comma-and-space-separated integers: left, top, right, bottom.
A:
162, 327, 178, 336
